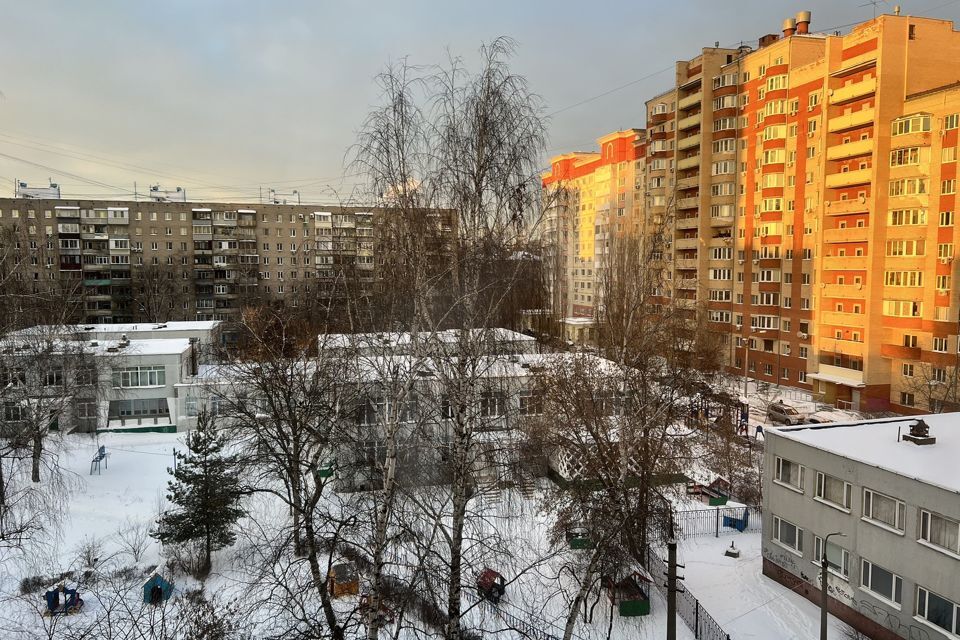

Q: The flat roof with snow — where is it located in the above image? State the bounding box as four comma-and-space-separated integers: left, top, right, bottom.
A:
10, 321, 220, 337
770, 412, 960, 494
321, 328, 535, 350
0, 337, 192, 357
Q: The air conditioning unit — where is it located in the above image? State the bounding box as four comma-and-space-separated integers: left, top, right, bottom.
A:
858, 195, 866, 204
798, 332, 808, 339
753, 259, 760, 264
787, 161, 795, 167
735, 324, 743, 330
940, 257, 953, 264
738, 259, 745, 264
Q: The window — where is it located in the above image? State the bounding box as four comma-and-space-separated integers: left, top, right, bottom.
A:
934, 337, 948, 352
861, 559, 903, 606
479, 391, 505, 418
111, 366, 166, 388
862, 488, 906, 532
902, 363, 915, 377
916, 587, 960, 635
185, 398, 198, 417
890, 147, 921, 166
815, 472, 851, 510
814, 536, 849, 578
919, 510, 960, 555
889, 178, 928, 196
942, 179, 957, 195
888, 209, 926, 226
883, 300, 922, 318
772, 516, 803, 553
901, 392, 916, 407
775, 457, 804, 491
892, 114, 931, 136
946, 113, 960, 130
44, 369, 64, 387
941, 211, 955, 226
518, 391, 542, 416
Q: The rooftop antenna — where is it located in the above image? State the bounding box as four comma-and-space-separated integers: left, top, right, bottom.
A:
859, 0, 888, 19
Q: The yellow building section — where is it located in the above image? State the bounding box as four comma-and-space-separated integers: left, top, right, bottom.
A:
579, 208, 595, 259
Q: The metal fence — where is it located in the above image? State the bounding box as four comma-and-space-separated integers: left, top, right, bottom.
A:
644, 546, 731, 640
672, 505, 761, 539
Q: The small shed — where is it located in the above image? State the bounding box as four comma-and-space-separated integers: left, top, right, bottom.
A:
603, 571, 652, 617
327, 562, 359, 598
143, 573, 174, 605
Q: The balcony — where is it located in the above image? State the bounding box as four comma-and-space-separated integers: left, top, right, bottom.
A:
677, 155, 700, 171
825, 168, 872, 189
880, 344, 921, 360
83, 278, 111, 287
677, 196, 699, 210
677, 134, 701, 151
675, 237, 699, 250
677, 278, 698, 290
678, 113, 701, 131
811, 363, 864, 387
676, 216, 699, 230
710, 215, 734, 227
822, 256, 868, 270
824, 198, 868, 215
829, 77, 877, 105
676, 258, 698, 270
826, 138, 874, 161
823, 227, 869, 243
820, 311, 864, 327
678, 92, 702, 110
820, 338, 865, 357
821, 283, 865, 298
676, 176, 700, 190
828, 107, 875, 133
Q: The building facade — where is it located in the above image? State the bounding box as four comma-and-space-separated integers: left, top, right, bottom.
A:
541, 129, 646, 322
763, 414, 960, 640
0, 198, 379, 325
543, 10, 960, 413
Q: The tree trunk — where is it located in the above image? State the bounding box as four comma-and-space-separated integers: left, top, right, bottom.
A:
563, 547, 601, 640
304, 513, 343, 640
30, 432, 42, 483
445, 424, 468, 640
367, 417, 399, 640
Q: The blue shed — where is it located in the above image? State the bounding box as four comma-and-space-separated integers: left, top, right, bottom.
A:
143, 573, 174, 605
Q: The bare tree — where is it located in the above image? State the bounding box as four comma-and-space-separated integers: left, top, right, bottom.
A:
354, 37, 549, 639
131, 262, 184, 323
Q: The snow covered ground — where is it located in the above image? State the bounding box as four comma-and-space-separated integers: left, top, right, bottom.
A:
675, 532, 853, 639
0, 431, 846, 639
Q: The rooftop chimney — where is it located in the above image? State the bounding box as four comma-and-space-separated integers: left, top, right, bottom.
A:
903, 419, 936, 445
759, 33, 780, 48
796, 10, 812, 34
783, 18, 797, 37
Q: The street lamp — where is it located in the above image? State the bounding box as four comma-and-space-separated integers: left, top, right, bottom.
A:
820, 531, 846, 640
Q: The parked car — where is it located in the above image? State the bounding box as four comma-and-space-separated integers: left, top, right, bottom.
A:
804, 408, 861, 424
767, 402, 804, 425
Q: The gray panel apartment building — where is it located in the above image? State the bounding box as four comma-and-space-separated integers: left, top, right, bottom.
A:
0, 197, 387, 324
762, 414, 960, 640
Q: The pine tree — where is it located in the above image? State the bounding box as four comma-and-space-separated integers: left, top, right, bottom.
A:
153, 411, 244, 576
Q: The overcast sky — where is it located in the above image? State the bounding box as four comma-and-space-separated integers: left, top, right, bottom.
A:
1, 0, 958, 204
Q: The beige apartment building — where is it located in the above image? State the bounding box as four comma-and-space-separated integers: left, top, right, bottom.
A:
0, 198, 378, 325
541, 129, 646, 334
627, 10, 960, 414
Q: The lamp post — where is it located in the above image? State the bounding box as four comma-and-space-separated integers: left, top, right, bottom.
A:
820, 531, 846, 640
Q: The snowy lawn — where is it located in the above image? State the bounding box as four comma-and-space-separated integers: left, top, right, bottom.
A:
675, 532, 853, 639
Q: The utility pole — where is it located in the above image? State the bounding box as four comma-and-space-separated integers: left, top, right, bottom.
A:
820, 532, 846, 640
666, 535, 683, 640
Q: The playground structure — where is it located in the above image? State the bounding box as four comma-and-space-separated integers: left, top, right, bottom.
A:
89, 445, 109, 475
143, 572, 174, 605
327, 562, 359, 598
686, 476, 731, 507
476, 568, 506, 604
44, 585, 83, 616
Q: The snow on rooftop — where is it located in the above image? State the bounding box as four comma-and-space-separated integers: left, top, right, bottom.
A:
9, 321, 220, 337
770, 412, 960, 493
320, 328, 535, 349
0, 337, 192, 357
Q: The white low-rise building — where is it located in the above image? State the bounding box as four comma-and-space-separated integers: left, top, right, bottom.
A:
763, 414, 960, 640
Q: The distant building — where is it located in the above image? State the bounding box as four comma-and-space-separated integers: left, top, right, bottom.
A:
762, 414, 960, 640
0, 198, 453, 326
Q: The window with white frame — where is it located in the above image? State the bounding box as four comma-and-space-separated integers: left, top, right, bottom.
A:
814, 536, 849, 578
862, 488, 906, 532
815, 472, 851, 510
919, 509, 960, 555
518, 391, 543, 416
479, 391, 505, 418
775, 457, 804, 491
916, 586, 960, 635
861, 559, 903, 605
772, 516, 803, 553
111, 366, 166, 388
